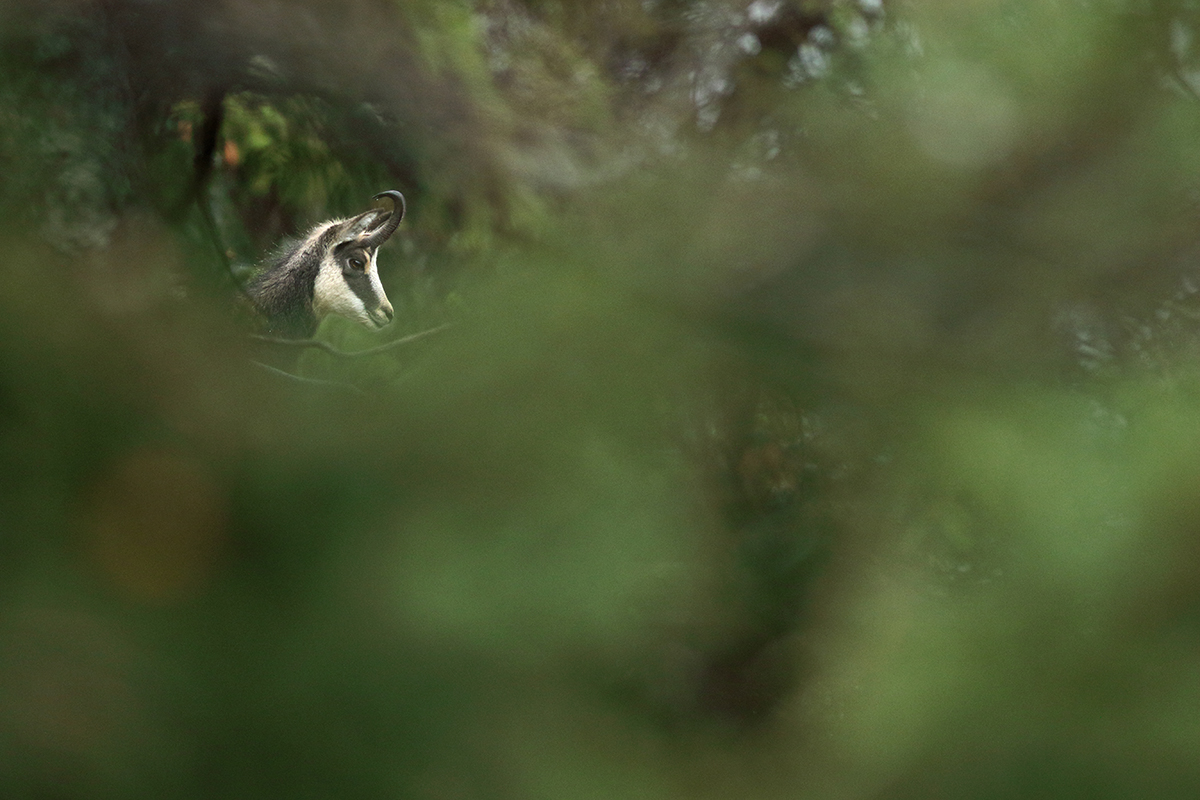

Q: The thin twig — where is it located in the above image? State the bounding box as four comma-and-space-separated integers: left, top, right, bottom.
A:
251, 361, 368, 396
251, 322, 454, 358
1171, 61, 1200, 104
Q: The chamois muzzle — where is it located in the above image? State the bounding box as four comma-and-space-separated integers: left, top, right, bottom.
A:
362, 190, 406, 249
369, 300, 395, 328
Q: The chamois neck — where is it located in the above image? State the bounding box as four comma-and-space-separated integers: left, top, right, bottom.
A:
243, 227, 336, 338
246, 240, 322, 338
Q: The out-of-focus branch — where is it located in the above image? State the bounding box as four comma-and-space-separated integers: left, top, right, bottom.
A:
251, 361, 368, 396
250, 322, 454, 358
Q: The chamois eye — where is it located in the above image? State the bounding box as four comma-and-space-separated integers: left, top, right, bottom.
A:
349, 257, 366, 271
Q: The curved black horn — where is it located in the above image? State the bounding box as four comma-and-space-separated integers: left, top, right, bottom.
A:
363, 190, 406, 247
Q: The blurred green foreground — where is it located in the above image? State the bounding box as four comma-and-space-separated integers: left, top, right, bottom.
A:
4, 0, 1200, 797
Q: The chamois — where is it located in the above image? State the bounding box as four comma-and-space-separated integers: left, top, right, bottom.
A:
246, 191, 405, 338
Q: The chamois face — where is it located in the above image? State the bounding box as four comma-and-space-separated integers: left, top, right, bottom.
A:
312, 235, 395, 329
307, 197, 403, 330
246, 191, 404, 338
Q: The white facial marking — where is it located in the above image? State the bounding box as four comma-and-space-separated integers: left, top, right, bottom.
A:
311, 245, 393, 329
365, 252, 394, 326
313, 253, 370, 326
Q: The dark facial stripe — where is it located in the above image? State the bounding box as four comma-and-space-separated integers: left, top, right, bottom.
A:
343, 248, 381, 309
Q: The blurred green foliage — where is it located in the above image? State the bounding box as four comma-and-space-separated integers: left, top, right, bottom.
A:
3, 0, 1200, 798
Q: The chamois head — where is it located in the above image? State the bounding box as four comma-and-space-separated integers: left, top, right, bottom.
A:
247, 190, 405, 338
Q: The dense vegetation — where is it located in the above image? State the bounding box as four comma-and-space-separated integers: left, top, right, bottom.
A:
3, 0, 1200, 797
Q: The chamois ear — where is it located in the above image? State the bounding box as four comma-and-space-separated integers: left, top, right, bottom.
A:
338, 209, 386, 244
336, 191, 405, 247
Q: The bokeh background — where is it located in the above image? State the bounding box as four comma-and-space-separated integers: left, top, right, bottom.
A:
4, 0, 1200, 797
